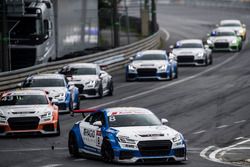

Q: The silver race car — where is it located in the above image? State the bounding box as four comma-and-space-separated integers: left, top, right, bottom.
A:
58, 63, 113, 98
170, 39, 212, 66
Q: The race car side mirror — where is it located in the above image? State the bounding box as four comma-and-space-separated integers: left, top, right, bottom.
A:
93, 121, 102, 127
242, 24, 246, 28
169, 45, 174, 50
204, 45, 210, 49
129, 57, 134, 61
161, 118, 168, 125
51, 98, 59, 104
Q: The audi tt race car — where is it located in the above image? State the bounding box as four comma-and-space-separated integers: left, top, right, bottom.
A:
58, 63, 113, 98
68, 107, 187, 163
207, 27, 243, 52
217, 19, 247, 41
0, 90, 60, 136
170, 39, 213, 66
126, 50, 178, 81
20, 74, 80, 113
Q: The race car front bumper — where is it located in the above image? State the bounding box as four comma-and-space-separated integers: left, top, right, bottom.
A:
126, 69, 172, 81
113, 147, 187, 163
0, 120, 59, 136
177, 55, 206, 66
209, 42, 240, 52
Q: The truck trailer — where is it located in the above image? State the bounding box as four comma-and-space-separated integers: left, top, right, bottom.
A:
4, 0, 98, 70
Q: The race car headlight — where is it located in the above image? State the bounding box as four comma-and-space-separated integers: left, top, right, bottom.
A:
0, 115, 7, 123
54, 92, 65, 100
158, 64, 167, 71
117, 135, 136, 144
207, 39, 213, 45
196, 52, 204, 59
239, 29, 244, 34
172, 133, 182, 142
128, 64, 136, 72
231, 39, 237, 44
41, 111, 53, 121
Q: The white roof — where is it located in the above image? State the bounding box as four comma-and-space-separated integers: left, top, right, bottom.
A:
215, 27, 236, 33
177, 39, 202, 44
220, 20, 241, 25
66, 63, 98, 69
106, 107, 153, 116
29, 74, 65, 79
139, 50, 166, 55
2, 90, 46, 96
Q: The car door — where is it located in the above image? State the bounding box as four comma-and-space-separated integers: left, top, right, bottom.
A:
100, 71, 109, 90
81, 112, 105, 152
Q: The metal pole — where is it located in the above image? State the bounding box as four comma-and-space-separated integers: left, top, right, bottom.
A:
112, 0, 119, 47
1, 0, 10, 71
124, 0, 130, 44
151, 0, 157, 33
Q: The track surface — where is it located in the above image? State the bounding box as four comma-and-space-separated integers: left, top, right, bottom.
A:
1, 3, 250, 167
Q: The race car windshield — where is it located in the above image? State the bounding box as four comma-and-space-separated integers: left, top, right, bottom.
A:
23, 79, 66, 87
175, 43, 203, 48
0, 95, 48, 106
67, 68, 97, 75
221, 23, 241, 27
108, 114, 162, 127
215, 32, 235, 36
134, 54, 166, 61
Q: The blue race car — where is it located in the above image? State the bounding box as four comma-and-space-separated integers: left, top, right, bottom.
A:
20, 74, 80, 113
68, 107, 187, 163
126, 50, 178, 81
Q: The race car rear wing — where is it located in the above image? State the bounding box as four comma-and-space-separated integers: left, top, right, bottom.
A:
71, 109, 99, 117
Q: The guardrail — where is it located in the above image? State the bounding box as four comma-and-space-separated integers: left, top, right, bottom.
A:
0, 30, 161, 92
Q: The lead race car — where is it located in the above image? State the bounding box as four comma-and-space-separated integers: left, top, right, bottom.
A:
126, 50, 178, 81
0, 90, 60, 136
68, 107, 187, 163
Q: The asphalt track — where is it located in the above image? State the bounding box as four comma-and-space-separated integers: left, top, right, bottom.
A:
0, 3, 250, 167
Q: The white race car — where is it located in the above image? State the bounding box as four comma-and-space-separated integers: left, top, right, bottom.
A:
170, 39, 213, 66
68, 107, 187, 163
217, 19, 247, 41
0, 90, 60, 136
58, 63, 113, 98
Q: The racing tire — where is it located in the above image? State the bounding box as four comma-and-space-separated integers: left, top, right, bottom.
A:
55, 120, 60, 136
76, 96, 80, 110
238, 44, 242, 52
205, 57, 208, 66
98, 84, 103, 98
174, 67, 178, 79
107, 81, 113, 96
101, 139, 114, 163
68, 132, 80, 158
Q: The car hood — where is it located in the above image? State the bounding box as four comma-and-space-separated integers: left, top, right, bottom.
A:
0, 105, 51, 116
208, 36, 236, 43
172, 48, 204, 56
113, 125, 179, 141
131, 60, 167, 68
23, 87, 67, 98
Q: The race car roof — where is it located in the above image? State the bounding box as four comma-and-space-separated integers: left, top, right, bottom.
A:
177, 39, 203, 44
65, 63, 98, 69
2, 89, 46, 96
138, 50, 166, 56
214, 27, 236, 33
220, 20, 241, 25
106, 107, 153, 116
28, 74, 65, 80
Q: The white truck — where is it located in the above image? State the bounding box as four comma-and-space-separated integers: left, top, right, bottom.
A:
6, 0, 98, 70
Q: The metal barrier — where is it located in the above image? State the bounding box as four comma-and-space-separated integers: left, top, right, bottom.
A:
0, 30, 161, 92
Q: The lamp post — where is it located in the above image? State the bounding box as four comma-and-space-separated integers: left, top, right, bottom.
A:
112, 0, 119, 47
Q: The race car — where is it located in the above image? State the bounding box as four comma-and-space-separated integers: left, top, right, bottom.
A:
0, 90, 60, 136
20, 74, 80, 113
170, 39, 213, 66
217, 19, 247, 41
58, 63, 113, 98
68, 107, 187, 163
126, 50, 178, 81
207, 27, 243, 52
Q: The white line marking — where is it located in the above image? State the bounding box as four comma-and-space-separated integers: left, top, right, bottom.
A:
216, 125, 229, 129
89, 38, 247, 109
160, 27, 171, 41
0, 147, 67, 152
234, 120, 246, 124
40, 164, 63, 167
193, 130, 206, 134
235, 137, 244, 140
201, 139, 250, 166
73, 159, 87, 162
